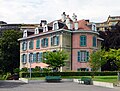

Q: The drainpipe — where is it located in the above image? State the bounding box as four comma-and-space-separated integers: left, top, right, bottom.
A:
71, 32, 73, 70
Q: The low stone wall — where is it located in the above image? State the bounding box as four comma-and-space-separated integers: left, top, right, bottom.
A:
93, 81, 114, 88
73, 79, 114, 88
19, 78, 29, 83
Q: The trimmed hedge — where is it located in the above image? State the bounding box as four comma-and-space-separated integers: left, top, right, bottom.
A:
20, 71, 118, 78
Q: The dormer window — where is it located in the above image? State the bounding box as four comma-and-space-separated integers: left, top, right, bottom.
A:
92, 23, 97, 31
43, 25, 48, 32
53, 21, 59, 30
35, 27, 39, 34
23, 30, 27, 37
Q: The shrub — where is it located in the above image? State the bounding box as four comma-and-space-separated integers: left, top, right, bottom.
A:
20, 67, 28, 72
14, 68, 20, 73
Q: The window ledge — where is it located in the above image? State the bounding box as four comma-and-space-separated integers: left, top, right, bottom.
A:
78, 61, 88, 63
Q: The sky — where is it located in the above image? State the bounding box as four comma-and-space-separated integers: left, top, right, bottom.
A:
0, 0, 120, 24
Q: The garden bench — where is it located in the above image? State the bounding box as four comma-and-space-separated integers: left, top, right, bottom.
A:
45, 76, 62, 82
78, 77, 92, 85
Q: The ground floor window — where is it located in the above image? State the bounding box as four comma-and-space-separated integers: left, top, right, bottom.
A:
77, 51, 89, 62
77, 68, 89, 71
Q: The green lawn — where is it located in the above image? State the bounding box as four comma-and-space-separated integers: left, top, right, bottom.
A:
92, 76, 118, 83
27, 76, 118, 83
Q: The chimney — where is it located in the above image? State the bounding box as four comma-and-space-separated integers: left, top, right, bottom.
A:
74, 22, 78, 30
72, 13, 77, 22
61, 12, 66, 22
85, 20, 89, 25
41, 20, 47, 27
66, 15, 72, 29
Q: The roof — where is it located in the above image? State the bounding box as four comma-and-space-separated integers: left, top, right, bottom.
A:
77, 20, 91, 30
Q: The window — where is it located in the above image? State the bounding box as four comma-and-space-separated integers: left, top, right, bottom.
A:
53, 21, 59, 30
22, 41, 27, 51
77, 51, 89, 62
22, 54, 27, 63
29, 53, 33, 63
54, 23, 58, 30
93, 25, 96, 31
36, 39, 40, 49
51, 36, 59, 46
77, 68, 89, 71
43, 25, 48, 32
43, 52, 48, 61
93, 36, 97, 47
80, 35, 86, 46
33, 53, 36, 62
41, 38, 48, 47
36, 53, 39, 62
29, 40, 34, 49
38, 52, 43, 62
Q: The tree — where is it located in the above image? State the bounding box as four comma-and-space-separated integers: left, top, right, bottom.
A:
104, 49, 120, 70
43, 50, 68, 72
0, 30, 22, 73
98, 22, 120, 71
99, 22, 120, 50
89, 50, 106, 71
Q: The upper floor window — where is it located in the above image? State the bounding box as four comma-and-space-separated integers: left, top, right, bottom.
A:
92, 24, 97, 31
53, 21, 59, 30
93, 36, 97, 47
77, 51, 89, 62
51, 36, 59, 46
80, 35, 86, 46
29, 40, 34, 50
22, 54, 27, 63
43, 25, 48, 32
22, 41, 27, 51
41, 38, 48, 47
36, 39, 40, 49
34, 27, 39, 34
23, 30, 27, 37
54, 23, 57, 30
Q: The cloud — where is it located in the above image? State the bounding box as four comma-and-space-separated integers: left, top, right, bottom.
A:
0, 0, 120, 24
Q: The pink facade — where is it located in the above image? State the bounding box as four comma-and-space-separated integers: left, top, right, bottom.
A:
72, 32, 100, 71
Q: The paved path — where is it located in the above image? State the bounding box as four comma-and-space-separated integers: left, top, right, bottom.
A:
0, 80, 120, 91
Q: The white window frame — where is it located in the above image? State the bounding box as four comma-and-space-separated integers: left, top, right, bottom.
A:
52, 21, 59, 30
43, 25, 48, 32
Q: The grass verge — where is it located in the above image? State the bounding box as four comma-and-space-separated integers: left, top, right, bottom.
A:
27, 76, 118, 83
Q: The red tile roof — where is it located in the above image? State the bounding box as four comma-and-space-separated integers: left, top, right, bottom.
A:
77, 19, 91, 30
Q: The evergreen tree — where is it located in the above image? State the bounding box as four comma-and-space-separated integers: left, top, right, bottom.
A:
0, 30, 22, 73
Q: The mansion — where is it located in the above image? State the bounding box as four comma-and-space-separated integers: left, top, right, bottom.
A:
18, 12, 103, 71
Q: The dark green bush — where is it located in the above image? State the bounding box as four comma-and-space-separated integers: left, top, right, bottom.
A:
20, 71, 118, 78
14, 68, 20, 73
20, 68, 28, 72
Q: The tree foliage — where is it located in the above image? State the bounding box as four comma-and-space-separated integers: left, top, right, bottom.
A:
104, 49, 120, 70
0, 30, 22, 73
99, 22, 120, 50
89, 50, 106, 71
98, 22, 120, 71
43, 50, 68, 71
